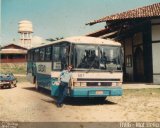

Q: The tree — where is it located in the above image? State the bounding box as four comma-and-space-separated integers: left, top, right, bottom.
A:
46, 37, 64, 42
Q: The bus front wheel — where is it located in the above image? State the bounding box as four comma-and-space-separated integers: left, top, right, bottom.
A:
94, 97, 106, 102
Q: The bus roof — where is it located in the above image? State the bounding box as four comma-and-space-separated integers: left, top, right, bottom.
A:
31, 36, 121, 50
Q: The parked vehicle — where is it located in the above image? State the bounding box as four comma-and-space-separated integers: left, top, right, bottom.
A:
0, 73, 17, 89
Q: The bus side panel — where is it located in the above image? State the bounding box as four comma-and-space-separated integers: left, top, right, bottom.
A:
34, 62, 52, 89
51, 85, 60, 96
51, 78, 60, 97
51, 72, 61, 96
36, 73, 51, 90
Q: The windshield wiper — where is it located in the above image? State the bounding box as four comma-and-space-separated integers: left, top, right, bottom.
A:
108, 69, 115, 73
86, 57, 98, 73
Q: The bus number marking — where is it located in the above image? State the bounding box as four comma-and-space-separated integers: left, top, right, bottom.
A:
38, 65, 46, 72
78, 74, 84, 78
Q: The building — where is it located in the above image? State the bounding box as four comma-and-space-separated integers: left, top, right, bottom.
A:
86, 3, 160, 84
0, 43, 27, 63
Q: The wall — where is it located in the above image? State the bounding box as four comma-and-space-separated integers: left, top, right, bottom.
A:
151, 19, 160, 84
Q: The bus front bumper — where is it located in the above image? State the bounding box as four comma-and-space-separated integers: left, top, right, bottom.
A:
70, 87, 122, 97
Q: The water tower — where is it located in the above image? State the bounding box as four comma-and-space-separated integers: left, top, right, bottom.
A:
18, 20, 33, 48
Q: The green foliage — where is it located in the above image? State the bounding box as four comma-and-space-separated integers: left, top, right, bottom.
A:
0, 63, 26, 74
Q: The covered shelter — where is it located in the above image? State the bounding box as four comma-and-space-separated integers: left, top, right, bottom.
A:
0, 44, 27, 63
86, 3, 160, 84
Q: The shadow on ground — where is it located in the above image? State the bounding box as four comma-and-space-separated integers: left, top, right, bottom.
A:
23, 87, 117, 106
22, 86, 51, 97
63, 97, 116, 106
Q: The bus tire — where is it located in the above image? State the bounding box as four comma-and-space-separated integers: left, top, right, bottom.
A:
8, 84, 11, 89
94, 97, 106, 102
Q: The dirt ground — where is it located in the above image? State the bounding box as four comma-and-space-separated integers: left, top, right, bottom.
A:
0, 80, 160, 122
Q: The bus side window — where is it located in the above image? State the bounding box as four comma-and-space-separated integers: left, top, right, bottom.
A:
39, 48, 45, 61
34, 49, 39, 61
60, 46, 69, 70
45, 46, 51, 61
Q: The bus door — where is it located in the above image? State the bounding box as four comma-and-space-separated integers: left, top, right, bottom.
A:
27, 49, 37, 83
51, 43, 70, 96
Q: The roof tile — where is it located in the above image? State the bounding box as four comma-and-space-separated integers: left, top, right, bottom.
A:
88, 2, 160, 25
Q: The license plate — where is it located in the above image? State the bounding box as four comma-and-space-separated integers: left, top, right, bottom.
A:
96, 91, 103, 95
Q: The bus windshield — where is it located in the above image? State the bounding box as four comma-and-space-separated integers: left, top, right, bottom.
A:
72, 44, 123, 71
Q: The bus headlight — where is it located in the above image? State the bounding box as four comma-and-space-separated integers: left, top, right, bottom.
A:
80, 82, 87, 87
73, 82, 80, 86
112, 82, 117, 86
73, 82, 87, 87
117, 82, 122, 86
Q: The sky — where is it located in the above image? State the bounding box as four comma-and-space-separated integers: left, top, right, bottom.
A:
1, 0, 160, 45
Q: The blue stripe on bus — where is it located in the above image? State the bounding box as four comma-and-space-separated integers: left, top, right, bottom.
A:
51, 84, 122, 97
70, 87, 122, 97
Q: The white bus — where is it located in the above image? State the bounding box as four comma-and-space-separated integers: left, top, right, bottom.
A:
27, 36, 123, 101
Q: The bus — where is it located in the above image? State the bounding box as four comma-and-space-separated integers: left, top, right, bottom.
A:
27, 36, 123, 101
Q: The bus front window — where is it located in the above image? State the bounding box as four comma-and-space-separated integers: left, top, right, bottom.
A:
99, 46, 122, 71
72, 44, 122, 71
73, 45, 99, 69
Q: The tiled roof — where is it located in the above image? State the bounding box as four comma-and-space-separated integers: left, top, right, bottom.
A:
0, 49, 27, 54
87, 2, 160, 25
1, 43, 28, 50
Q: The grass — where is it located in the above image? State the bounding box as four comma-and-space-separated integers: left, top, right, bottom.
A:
0, 63, 26, 74
0, 67, 26, 74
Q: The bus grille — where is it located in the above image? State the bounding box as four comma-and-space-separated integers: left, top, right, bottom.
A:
87, 82, 112, 86
77, 78, 120, 81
